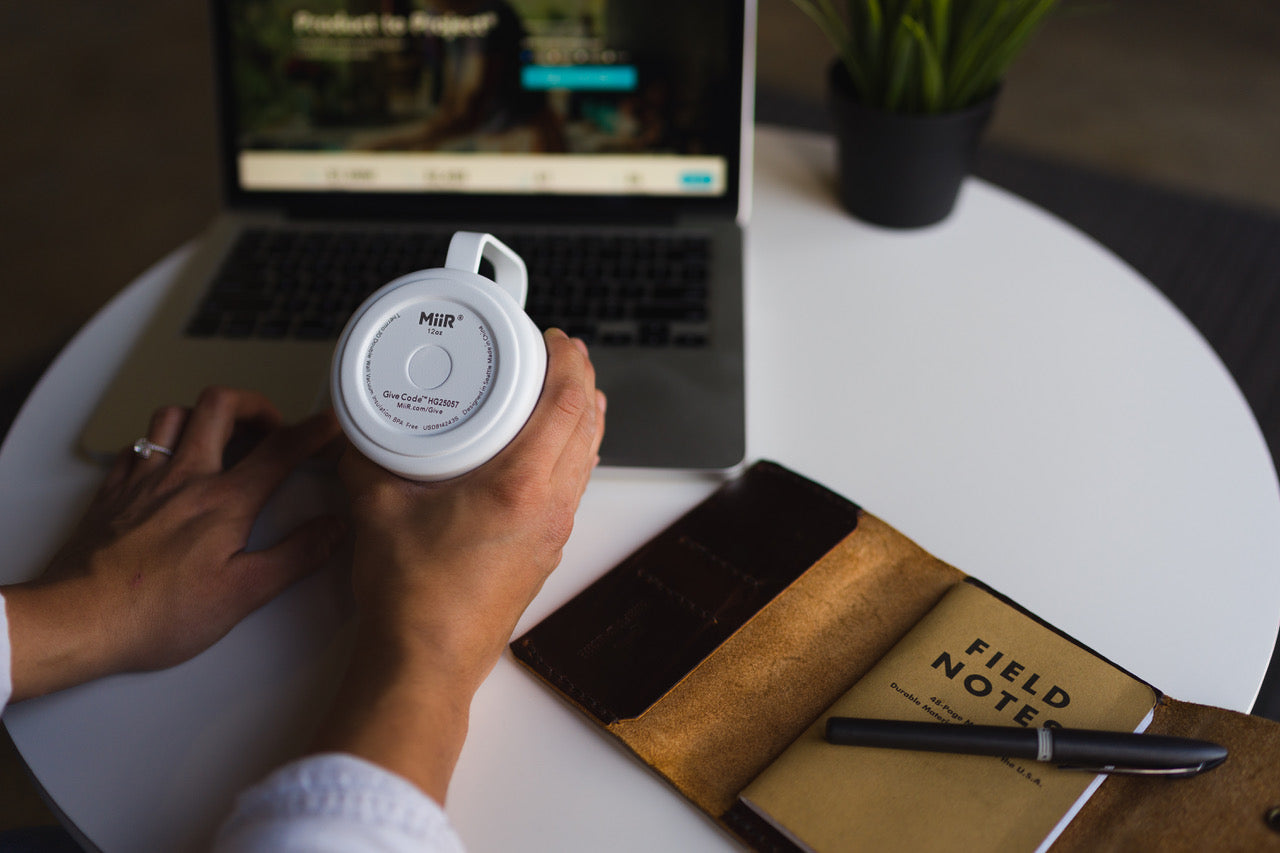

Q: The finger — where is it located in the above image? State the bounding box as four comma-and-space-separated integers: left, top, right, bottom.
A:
588, 389, 606, 471
337, 441, 384, 492
101, 447, 135, 494
566, 338, 604, 473
131, 405, 189, 477
227, 514, 348, 615
172, 387, 282, 474
149, 404, 189, 449
500, 330, 593, 479
566, 389, 606, 505
337, 440, 410, 496
226, 408, 344, 507
551, 351, 605, 500
548, 396, 604, 517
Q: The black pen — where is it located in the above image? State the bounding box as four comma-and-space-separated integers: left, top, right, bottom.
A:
825, 717, 1227, 777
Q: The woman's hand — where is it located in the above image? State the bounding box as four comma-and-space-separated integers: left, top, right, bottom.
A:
315, 329, 606, 803
4, 387, 345, 702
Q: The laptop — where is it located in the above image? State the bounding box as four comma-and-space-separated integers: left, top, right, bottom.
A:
81, 0, 754, 470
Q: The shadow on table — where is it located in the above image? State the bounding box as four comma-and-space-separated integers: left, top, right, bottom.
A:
0, 343, 69, 451
0, 826, 83, 852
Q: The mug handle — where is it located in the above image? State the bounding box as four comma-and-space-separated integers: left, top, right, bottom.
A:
444, 231, 529, 307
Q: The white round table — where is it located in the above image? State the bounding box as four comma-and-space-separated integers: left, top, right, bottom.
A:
4, 125, 1279, 851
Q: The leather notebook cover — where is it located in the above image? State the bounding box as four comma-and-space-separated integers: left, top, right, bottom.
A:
511, 461, 1280, 851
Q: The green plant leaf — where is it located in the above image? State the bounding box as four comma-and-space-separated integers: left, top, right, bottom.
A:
792, 0, 872, 97
901, 16, 944, 111
947, 0, 1006, 103
953, 0, 1057, 105
931, 0, 951, 65
883, 13, 918, 111
851, 0, 884, 94
791, 0, 1058, 112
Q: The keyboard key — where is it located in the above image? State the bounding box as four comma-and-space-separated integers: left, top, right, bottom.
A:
638, 322, 670, 346
187, 229, 713, 347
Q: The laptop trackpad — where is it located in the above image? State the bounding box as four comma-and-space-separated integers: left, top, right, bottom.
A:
596, 360, 743, 470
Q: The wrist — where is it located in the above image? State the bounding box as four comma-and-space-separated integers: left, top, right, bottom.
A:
348, 546, 526, 690
314, 622, 483, 804
4, 578, 114, 702
350, 610, 504, 695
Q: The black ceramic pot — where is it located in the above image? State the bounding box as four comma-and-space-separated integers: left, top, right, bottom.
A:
827, 62, 999, 228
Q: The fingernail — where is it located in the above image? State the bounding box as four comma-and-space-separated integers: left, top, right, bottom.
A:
596, 391, 607, 413
572, 337, 589, 357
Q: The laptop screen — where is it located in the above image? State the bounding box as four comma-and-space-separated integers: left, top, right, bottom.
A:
216, 0, 744, 209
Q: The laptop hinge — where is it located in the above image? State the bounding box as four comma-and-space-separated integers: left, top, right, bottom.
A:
235, 191, 732, 228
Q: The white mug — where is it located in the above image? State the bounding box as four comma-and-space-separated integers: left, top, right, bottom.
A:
331, 231, 546, 480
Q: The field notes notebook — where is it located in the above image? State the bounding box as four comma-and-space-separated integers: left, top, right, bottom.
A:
739, 581, 1158, 853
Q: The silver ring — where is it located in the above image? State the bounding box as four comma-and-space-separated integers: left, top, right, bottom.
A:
132, 438, 174, 460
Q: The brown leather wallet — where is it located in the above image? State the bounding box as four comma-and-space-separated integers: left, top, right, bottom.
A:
512, 461, 1280, 851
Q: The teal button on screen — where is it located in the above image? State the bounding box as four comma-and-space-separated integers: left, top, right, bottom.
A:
522, 65, 637, 91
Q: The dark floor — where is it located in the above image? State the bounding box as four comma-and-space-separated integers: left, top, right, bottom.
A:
2, 0, 1279, 841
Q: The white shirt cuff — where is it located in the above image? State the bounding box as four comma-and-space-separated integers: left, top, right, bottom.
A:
214, 752, 466, 853
0, 592, 12, 714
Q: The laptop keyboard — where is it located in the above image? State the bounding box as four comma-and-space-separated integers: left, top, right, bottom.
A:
185, 229, 711, 347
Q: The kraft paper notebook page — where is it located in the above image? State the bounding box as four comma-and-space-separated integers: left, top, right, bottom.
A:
510, 461, 1280, 852
737, 580, 1157, 853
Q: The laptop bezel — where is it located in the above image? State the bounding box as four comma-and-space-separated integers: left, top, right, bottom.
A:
207, 0, 747, 224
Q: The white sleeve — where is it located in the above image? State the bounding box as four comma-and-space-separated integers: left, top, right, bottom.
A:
0, 592, 12, 715
213, 753, 467, 853
3, 593, 462, 853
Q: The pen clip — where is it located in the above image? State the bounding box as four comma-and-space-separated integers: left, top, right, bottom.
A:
1057, 762, 1220, 778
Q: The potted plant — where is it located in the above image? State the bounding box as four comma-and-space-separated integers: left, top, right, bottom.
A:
791, 0, 1059, 227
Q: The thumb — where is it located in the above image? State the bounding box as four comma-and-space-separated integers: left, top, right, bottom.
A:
231, 514, 348, 613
